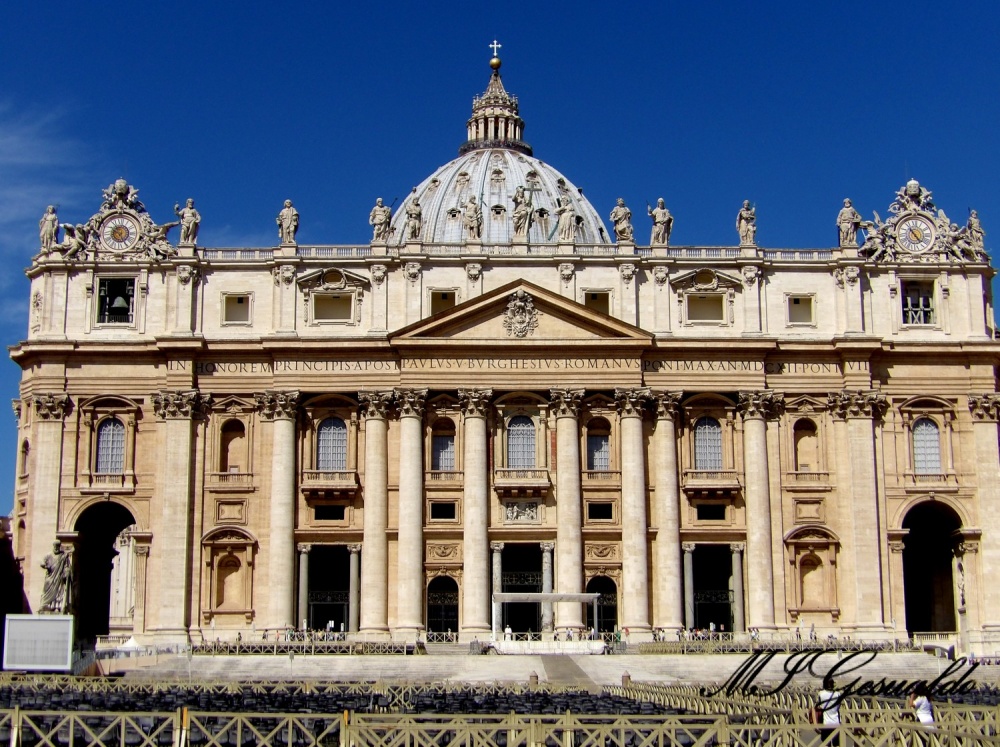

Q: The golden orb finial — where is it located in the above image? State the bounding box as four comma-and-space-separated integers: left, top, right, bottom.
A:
488, 40, 502, 70
490, 56, 502, 71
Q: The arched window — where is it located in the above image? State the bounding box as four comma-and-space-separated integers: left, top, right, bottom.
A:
912, 418, 941, 474
18, 439, 29, 477
219, 420, 246, 472
693, 417, 722, 470
316, 417, 348, 471
431, 419, 456, 471
793, 419, 818, 472
507, 416, 536, 468
586, 418, 611, 471
95, 417, 125, 474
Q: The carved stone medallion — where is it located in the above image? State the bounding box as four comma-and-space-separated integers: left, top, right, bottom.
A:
502, 290, 539, 338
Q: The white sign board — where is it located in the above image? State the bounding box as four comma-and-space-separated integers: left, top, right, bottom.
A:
3, 614, 74, 671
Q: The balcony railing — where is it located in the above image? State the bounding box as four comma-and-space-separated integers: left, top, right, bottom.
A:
682, 469, 741, 497
493, 468, 550, 496
582, 470, 621, 486
301, 469, 359, 496
91, 473, 125, 486
199, 248, 274, 261
296, 245, 373, 258
784, 470, 832, 490
426, 470, 463, 483
206, 471, 254, 485
903, 471, 959, 490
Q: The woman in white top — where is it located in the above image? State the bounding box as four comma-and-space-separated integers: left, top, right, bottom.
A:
816, 675, 841, 745
909, 683, 934, 724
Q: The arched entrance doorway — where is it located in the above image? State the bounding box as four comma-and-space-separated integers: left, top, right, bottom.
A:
74, 502, 137, 642
902, 501, 961, 634
585, 576, 617, 633
426, 576, 459, 635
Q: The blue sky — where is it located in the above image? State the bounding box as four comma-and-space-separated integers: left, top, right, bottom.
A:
2, 2, 999, 514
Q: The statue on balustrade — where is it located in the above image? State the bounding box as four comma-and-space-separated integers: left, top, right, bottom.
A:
555, 196, 576, 241
464, 196, 483, 240
837, 198, 862, 247
369, 197, 392, 242
174, 198, 201, 245
404, 198, 422, 240
277, 200, 299, 244
647, 198, 673, 246
39, 205, 59, 251
610, 198, 633, 242
511, 186, 533, 238
736, 200, 757, 245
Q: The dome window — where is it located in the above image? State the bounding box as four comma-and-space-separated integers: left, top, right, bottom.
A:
526, 170, 539, 183
490, 204, 506, 218
491, 169, 505, 187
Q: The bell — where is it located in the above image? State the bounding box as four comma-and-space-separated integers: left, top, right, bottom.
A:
111, 296, 129, 310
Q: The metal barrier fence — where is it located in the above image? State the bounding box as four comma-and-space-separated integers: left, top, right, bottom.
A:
4, 708, 1000, 747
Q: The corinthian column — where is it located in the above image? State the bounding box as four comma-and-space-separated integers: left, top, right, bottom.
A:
616, 387, 652, 638
653, 392, 683, 634
26, 393, 69, 611
459, 388, 492, 638
255, 390, 299, 631
829, 390, 887, 632
359, 392, 392, 635
550, 388, 584, 633
737, 390, 783, 630
152, 389, 208, 641
969, 394, 1000, 631
395, 388, 427, 637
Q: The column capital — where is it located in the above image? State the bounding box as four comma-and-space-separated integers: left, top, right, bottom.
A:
359, 390, 393, 420
490, 541, 505, 552
347, 543, 362, 554
254, 390, 300, 420
153, 389, 210, 420
540, 541, 555, 553
729, 542, 746, 554
459, 388, 493, 418
968, 393, 1000, 421
888, 540, 906, 553
682, 542, 697, 553
737, 390, 784, 420
395, 388, 427, 418
297, 543, 312, 554
827, 390, 887, 420
32, 392, 70, 421
652, 391, 683, 421
615, 387, 651, 418
549, 388, 584, 418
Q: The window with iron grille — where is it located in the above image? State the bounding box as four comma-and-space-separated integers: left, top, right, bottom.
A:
587, 434, 610, 470
507, 416, 536, 468
902, 281, 935, 325
96, 418, 125, 474
693, 417, 723, 470
431, 434, 455, 470
912, 418, 941, 474
316, 417, 347, 470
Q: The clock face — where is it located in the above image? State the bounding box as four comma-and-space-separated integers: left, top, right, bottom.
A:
897, 215, 935, 254
100, 214, 140, 253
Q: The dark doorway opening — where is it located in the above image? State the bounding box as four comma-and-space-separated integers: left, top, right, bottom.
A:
903, 502, 960, 634
693, 544, 733, 631
426, 576, 459, 634
501, 544, 541, 633
307, 545, 350, 632
585, 575, 618, 633
74, 502, 137, 643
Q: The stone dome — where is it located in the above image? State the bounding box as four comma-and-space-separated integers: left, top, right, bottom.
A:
389, 57, 609, 246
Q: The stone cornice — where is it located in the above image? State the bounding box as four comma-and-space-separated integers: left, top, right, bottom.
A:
549, 388, 584, 418
359, 391, 393, 420
458, 388, 493, 418
395, 388, 427, 418
737, 390, 784, 420
827, 390, 887, 420
615, 387, 651, 418
152, 389, 210, 420
254, 390, 300, 420
32, 392, 70, 421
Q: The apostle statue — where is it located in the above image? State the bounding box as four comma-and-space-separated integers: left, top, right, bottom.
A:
277, 200, 299, 244
174, 198, 201, 245
40, 541, 72, 614
555, 196, 576, 241
967, 210, 985, 253
736, 200, 757, 245
511, 186, 532, 238
610, 198, 634, 242
837, 198, 862, 247
39, 205, 59, 252
647, 198, 673, 246
463, 196, 483, 240
404, 198, 422, 240
369, 197, 392, 242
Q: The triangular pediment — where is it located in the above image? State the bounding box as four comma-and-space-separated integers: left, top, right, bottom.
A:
391, 280, 652, 345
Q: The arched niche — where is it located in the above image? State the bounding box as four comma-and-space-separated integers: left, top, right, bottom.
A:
201, 527, 257, 626
784, 525, 840, 623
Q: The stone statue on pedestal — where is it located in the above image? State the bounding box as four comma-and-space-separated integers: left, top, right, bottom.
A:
174, 199, 201, 245
511, 186, 532, 238
555, 196, 576, 241
463, 196, 483, 240
369, 198, 392, 242
277, 200, 299, 244
404, 199, 422, 240
837, 198, 862, 247
39, 206, 59, 252
610, 198, 633, 242
648, 198, 673, 246
737, 200, 757, 245
40, 541, 72, 614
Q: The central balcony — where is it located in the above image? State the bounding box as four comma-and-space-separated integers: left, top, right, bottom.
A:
682, 469, 741, 498
493, 468, 550, 497
300, 469, 359, 498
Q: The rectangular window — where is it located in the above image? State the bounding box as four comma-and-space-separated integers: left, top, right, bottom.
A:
430, 291, 457, 315
586, 435, 610, 471
430, 502, 457, 521
97, 278, 135, 325
696, 503, 727, 521
787, 295, 814, 325
313, 293, 353, 322
431, 435, 455, 471
902, 281, 935, 325
223, 294, 252, 324
687, 294, 725, 322
587, 502, 614, 521
584, 292, 610, 315
314, 504, 346, 521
